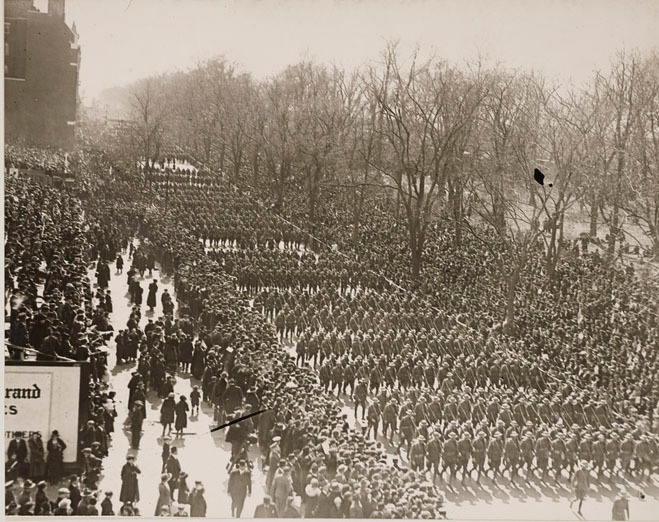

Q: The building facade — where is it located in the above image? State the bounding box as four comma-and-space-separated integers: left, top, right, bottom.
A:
5, 0, 81, 149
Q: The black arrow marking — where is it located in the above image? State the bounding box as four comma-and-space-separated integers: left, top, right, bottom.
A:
209, 409, 270, 433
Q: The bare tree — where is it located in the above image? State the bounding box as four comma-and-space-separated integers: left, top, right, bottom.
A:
591, 52, 643, 257
539, 88, 600, 277
622, 52, 659, 257
129, 76, 169, 166
259, 71, 299, 209
288, 63, 360, 232
364, 44, 487, 278
466, 72, 550, 330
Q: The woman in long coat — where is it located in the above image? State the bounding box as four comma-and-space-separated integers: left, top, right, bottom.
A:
154, 473, 172, 516
46, 431, 66, 484
120, 456, 140, 504
134, 283, 143, 307
177, 471, 190, 504
160, 393, 176, 436
191, 342, 206, 380
96, 259, 110, 289
175, 396, 189, 437
189, 482, 207, 517
147, 280, 158, 311
28, 433, 46, 480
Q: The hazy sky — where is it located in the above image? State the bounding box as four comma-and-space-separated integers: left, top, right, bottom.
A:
37, 0, 659, 103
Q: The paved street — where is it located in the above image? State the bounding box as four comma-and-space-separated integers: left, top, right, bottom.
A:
276, 327, 659, 521
82, 250, 659, 520
92, 256, 267, 517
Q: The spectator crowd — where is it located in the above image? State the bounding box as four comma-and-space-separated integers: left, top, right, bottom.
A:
5, 144, 659, 518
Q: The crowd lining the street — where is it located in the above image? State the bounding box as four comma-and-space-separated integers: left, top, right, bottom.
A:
5, 146, 659, 518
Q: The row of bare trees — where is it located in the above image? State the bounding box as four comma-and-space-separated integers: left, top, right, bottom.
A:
117, 45, 659, 287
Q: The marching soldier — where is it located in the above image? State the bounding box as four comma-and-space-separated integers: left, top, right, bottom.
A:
565, 428, 580, 480
457, 393, 472, 424
578, 433, 593, 468
369, 363, 382, 394
457, 432, 472, 485
398, 409, 416, 457
409, 436, 426, 472
331, 360, 344, 397
504, 431, 521, 486
382, 398, 398, 443
535, 430, 551, 481
570, 461, 590, 516
605, 432, 620, 480
634, 434, 652, 478
550, 432, 567, 482
471, 430, 488, 484
486, 431, 504, 480
343, 361, 355, 396
415, 396, 429, 424
353, 379, 368, 420
520, 431, 536, 481
426, 431, 442, 482
620, 434, 635, 476
505, 420, 520, 439
319, 360, 332, 393
591, 433, 606, 479
486, 397, 500, 426
499, 402, 513, 425
365, 400, 381, 440
442, 432, 459, 486
444, 396, 458, 425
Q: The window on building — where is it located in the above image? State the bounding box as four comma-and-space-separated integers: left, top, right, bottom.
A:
4, 22, 10, 35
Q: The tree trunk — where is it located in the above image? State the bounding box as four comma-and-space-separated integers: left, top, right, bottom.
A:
204, 136, 212, 165
589, 197, 599, 237
494, 166, 506, 233
608, 202, 620, 257
557, 208, 566, 260
276, 161, 289, 208
528, 184, 537, 207
232, 148, 242, 180
547, 215, 558, 280
408, 210, 422, 280
352, 176, 366, 245
411, 241, 422, 280
450, 177, 463, 247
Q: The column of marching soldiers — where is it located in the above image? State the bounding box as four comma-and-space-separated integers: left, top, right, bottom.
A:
145, 173, 658, 498
8, 147, 651, 515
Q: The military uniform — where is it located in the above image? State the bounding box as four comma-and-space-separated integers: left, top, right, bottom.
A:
535, 432, 551, 479
442, 432, 459, 484
487, 433, 504, 478
426, 433, 442, 480
504, 433, 521, 483
457, 434, 472, 483
551, 435, 566, 481
471, 432, 487, 482
591, 435, 606, 477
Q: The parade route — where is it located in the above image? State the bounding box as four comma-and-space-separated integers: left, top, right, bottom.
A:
92, 256, 268, 517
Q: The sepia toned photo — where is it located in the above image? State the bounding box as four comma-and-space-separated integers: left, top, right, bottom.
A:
3, 0, 659, 519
